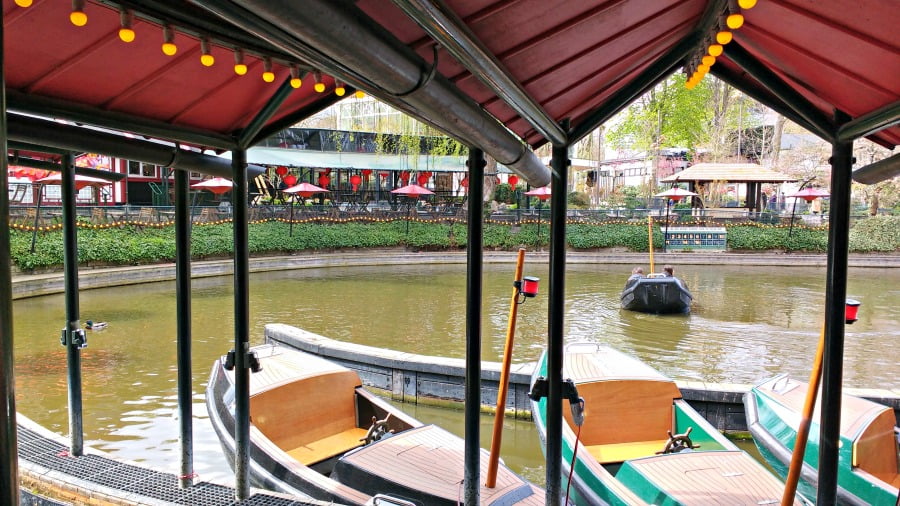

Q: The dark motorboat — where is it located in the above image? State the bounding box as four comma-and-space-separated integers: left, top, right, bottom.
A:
206, 342, 544, 506
621, 274, 692, 314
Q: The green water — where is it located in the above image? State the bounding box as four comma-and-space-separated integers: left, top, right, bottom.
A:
11, 262, 899, 486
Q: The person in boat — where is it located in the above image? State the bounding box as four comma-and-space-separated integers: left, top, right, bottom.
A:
624, 266, 644, 289
663, 265, 674, 277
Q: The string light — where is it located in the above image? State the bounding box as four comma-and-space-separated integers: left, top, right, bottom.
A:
716, 30, 733, 44
313, 71, 325, 93
727, 12, 744, 29
233, 49, 247, 75
290, 66, 303, 88
738, 0, 757, 8
262, 57, 275, 83
334, 81, 346, 97
118, 9, 135, 43
200, 37, 215, 67
161, 25, 177, 56
701, 55, 715, 66
70, 0, 88, 27
355, 90, 366, 99
708, 43, 724, 57
14, 0, 32, 7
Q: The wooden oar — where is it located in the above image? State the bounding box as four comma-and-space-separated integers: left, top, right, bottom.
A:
485, 247, 526, 488
781, 324, 826, 506
648, 215, 655, 273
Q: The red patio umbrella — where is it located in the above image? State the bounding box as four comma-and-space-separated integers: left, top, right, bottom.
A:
190, 177, 234, 195
283, 182, 330, 236
35, 173, 112, 191
655, 187, 697, 252
391, 184, 435, 234
8, 166, 51, 181
787, 187, 829, 202
524, 186, 552, 200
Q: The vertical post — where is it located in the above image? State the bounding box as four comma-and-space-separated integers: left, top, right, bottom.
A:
464, 147, 485, 506
546, 121, 570, 506
0, 5, 21, 500
817, 111, 853, 504
61, 152, 84, 456
231, 149, 251, 501
174, 168, 194, 488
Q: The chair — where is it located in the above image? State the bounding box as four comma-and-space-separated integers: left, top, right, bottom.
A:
92, 207, 107, 225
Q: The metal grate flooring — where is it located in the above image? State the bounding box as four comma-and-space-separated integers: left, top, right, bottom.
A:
17, 424, 332, 506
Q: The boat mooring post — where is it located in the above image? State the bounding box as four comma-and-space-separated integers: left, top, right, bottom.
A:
546, 123, 570, 506
231, 148, 252, 501
464, 147, 485, 506
61, 152, 85, 456
174, 168, 194, 488
817, 111, 853, 505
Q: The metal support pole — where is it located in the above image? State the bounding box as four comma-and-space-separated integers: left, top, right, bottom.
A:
0, 4, 21, 499
464, 147, 485, 506
61, 152, 84, 456
817, 111, 853, 504
174, 169, 194, 488
231, 149, 251, 501
546, 123, 570, 506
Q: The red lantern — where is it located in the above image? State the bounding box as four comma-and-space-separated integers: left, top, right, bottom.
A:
361, 169, 373, 178
508, 175, 519, 186
521, 276, 540, 297
460, 177, 469, 188
400, 171, 411, 182
350, 174, 362, 191
283, 174, 297, 186
845, 299, 860, 324
318, 175, 330, 187
379, 171, 390, 179
417, 173, 429, 186
275, 166, 288, 176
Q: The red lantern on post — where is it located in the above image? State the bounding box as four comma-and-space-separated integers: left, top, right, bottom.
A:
318, 174, 330, 187
417, 173, 429, 186
460, 177, 469, 189
275, 166, 288, 176
350, 174, 362, 191
283, 174, 297, 187
400, 171, 411, 183
508, 175, 519, 187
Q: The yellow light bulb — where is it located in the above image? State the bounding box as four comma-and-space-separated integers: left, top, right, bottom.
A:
685, 80, 696, 90
738, 0, 757, 9
335, 86, 346, 97
697, 64, 710, 73
234, 63, 247, 75
355, 90, 365, 99
119, 28, 135, 43
702, 55, 715, 66
201, 53, 215, 67
727, 13, 744, 29
314, 82, 325, 93
162, 42, 177, 56
290, 77, 302, 89
70, 10, 88, 26
709, 44, 724, 57
716, 31, 733, 45
14, 0, 32, 7
263, 71, 275, 83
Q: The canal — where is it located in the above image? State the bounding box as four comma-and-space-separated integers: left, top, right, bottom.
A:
11, 262, 899, 486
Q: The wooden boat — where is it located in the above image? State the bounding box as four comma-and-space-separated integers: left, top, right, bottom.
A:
620, 274, 692, 314
530, 342, 807, 505
206, 343, 544, 506
745, 374, 899, 505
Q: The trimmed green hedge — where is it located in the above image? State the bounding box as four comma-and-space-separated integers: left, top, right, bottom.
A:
8, 217, 896, 272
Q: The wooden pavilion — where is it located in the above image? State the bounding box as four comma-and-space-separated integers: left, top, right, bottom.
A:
661, 162, 796, 212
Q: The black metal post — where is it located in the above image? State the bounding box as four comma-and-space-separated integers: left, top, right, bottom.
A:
61, 152, 84, 456
464, 147, 485, 506
231, 149, 251, 501
174, 169, 194, 488
0, 5, 21, 499
663, 198, 671, 253
546, 123, 570, 506
29, 185, 42, 253
817, 111, 853, 504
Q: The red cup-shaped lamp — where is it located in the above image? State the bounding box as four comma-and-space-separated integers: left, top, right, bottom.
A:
845, 299, 860, 324
521, 276, 540, 298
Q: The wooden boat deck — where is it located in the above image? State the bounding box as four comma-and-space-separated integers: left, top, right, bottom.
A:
620, 451, 803, 505
338, 424, 544, 505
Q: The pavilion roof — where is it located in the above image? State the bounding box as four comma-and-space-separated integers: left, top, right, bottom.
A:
660, 163, 797, 183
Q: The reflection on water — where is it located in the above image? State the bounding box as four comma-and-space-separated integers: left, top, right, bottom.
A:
12, 262, 899, 486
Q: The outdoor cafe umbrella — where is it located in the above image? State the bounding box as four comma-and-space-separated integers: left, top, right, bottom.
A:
655, 187, 698, 253
787, 186, 830, 237
33, 173, 112, 252
391, 183, 434, 234
283, 182, 329, 236
524, 186, 552, 239
190, 177, 234, 195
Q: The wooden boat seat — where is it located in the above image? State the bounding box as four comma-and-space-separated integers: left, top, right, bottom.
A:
585, 439, 670, 464
852, 408, 899, 486
286, 427, 368, 466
